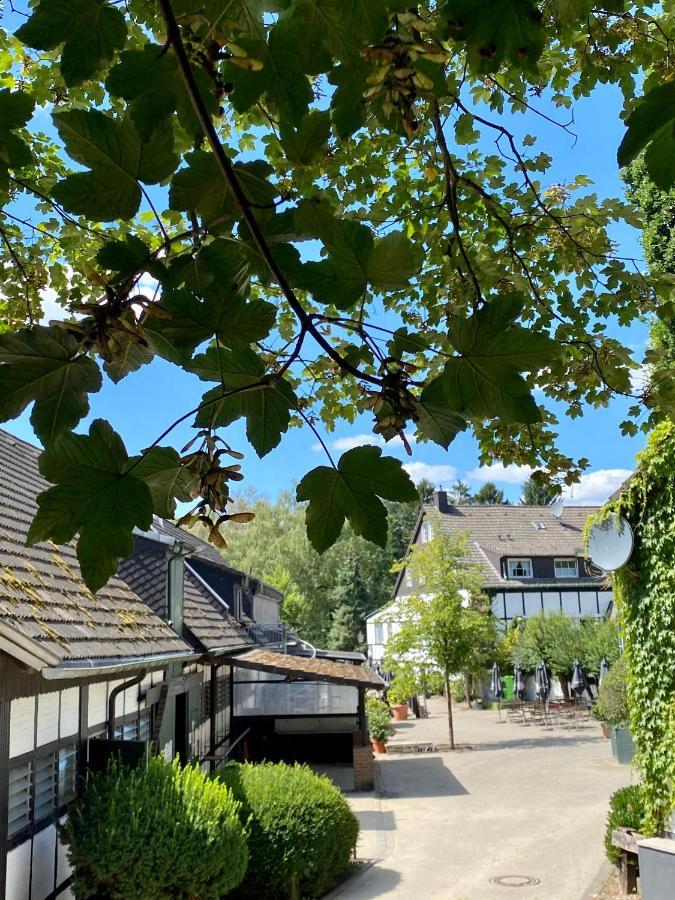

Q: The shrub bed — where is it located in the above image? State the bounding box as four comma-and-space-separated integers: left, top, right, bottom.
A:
218, 761, 359, 899
62, 756, 248, 899
604, 784, 646, 865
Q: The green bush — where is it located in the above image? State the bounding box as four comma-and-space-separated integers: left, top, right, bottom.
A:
450, 678, 465, 703
605, 785, 646, 865
218, 762, 359, 899
366, 696, 395, 742
62, 756, 248, 900
387, 668, 418, 705
596, 656, 629, 727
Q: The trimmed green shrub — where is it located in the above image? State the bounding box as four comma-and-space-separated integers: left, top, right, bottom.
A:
366, 696, 395, 742
450, 678, 465, 703
62, 756, 248, 899
604, 784, 646, 865
596, 656, 629, 727
218, 761, 359, 899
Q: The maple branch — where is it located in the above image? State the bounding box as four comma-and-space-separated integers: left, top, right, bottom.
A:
157, 0, 382, 388
0, 227, 35, 326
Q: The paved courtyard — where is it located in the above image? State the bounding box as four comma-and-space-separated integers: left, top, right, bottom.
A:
330, 697, 633, 900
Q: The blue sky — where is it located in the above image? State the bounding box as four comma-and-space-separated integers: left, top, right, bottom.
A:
4, 61, 649, 506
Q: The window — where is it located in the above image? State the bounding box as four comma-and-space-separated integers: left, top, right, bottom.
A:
420, 521, 434, 544
404, 569, 412, 588
374, 623, 384, 644
8, 741, 79, 842
507, 558, 532, 578
555, 558, 578, 578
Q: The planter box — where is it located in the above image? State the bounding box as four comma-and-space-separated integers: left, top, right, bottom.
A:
611, 726, 635, 765
638, 837, 675, 899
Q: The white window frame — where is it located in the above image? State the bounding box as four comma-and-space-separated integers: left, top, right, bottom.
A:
404, 568, 413, 588
554, 558, 578, 578
507, 558, 532, 578
419, 521, 434, 544
374, 623, 384, 644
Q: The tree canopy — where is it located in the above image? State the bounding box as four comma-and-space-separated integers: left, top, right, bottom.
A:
1, 1, 674, 589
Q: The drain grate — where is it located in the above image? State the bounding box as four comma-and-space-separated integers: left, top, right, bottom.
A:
489, 875, 541, 888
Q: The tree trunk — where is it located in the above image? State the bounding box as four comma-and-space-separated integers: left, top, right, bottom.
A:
558, 674, 569, 699
444, 676, 455, 749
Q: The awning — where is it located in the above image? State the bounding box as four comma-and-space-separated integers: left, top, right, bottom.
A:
231, 648, 384, 689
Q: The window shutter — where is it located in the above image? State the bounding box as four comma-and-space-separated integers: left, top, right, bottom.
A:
8, 761, 32, 836
34, 754, 57, 822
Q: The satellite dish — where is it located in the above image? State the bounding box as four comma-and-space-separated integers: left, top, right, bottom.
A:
587, 514, 634, 572
549, 497, 565, 519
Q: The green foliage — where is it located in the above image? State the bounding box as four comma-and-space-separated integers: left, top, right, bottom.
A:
61, 756, 248, 900
521, 476, 557, 506
387, 666, 419, 705
604, 785, 646, 866
0, 0, 673, 589
578, 618, 620, 676
296, 445, 418, 552
386, 525, 494, 746
450, 678, 466, 704
595, 656, 629, 727
473, 481, 507, 505
511, 611, 578, 678
601, 422, 675, 832
218, 762, 358, 899
366, 696, 395, 742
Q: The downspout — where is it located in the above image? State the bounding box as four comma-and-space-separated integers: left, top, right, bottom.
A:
107, 670, 146, 739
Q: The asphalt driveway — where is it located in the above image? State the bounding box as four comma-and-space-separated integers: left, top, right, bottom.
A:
329, 697, 632, 900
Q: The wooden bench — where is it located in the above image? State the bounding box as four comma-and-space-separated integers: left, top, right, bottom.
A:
612, 826, 644, 894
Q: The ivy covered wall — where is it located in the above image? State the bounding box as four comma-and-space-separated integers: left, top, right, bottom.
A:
602, 422, 675, 833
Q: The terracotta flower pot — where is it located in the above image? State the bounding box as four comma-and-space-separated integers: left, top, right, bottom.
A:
371, 739, 387, 754
391, 703, 409, 721
601, 723, 610, 739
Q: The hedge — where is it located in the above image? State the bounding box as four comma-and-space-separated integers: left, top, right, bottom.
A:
62, 756, 248, 899
604, 784, 646, 866
218, 761, 359, 899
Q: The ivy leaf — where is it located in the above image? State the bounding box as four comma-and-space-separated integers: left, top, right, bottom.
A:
437, 295, 555, 422
169, 152, 278, 223
106, 44, 219, 141
192, 347, 297, 457
52, 110, 178, 221
0, 89, 35, 197
279, 110, 331, 165
416, 378, 467, 449
441, 0, 545, 73
617, 81, 675, 189
130, 446, 196, 519
0, 326, 102, 443
16, 0, 127, 87
27, 420, 154, 592
297, 445, 418, 553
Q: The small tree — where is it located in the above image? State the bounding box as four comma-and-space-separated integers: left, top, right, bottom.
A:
386, 529, 492, 748
473, 482, 507, 506
521, 477, 557, 506
511, 611, 578, 695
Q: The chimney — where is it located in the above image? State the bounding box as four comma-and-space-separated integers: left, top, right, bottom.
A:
433, 490, 450, 512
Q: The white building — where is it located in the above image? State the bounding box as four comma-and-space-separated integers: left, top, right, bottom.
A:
367, 491, 612, 666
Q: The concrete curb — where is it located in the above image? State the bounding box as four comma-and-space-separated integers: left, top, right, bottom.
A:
582, 860, 615, 899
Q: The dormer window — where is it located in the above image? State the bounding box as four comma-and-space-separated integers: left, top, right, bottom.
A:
554, 558, 578, 578
507, 558, 532, 578
420, 521, 434, 544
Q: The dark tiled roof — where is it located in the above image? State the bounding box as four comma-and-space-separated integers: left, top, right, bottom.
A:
421, 503, 602, 590
150, 517, 228, 566
118, 537, 250, 655
0, 429, 191, 665
232, 648, 385, 688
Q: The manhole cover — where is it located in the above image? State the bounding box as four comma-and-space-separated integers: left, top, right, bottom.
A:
489, 875, 541, 888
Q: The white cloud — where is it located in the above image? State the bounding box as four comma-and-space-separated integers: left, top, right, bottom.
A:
39, 287, 67, 324
312, 432, 416, 454
403, 462, 457, 486
629, 364, 651, 395
562, 469, 632, 505
467, 463, 534, 485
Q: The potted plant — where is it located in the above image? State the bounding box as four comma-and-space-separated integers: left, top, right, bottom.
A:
366, 697, 394, 753
590, 703, 611, 739
597, 658, 634, 764
387, 670, 417, 721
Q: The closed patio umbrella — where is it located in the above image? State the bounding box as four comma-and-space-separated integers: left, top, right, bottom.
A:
598, 658, 610, 685
513, 664, 525, 699
490, 662, 503, 700
535, 661, 550, 699
571, 659, 586, 696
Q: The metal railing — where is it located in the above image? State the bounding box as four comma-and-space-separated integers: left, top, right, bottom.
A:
243, 623, 316, 658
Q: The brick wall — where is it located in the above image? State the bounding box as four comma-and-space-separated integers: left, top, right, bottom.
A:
352, 731, 374, 791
